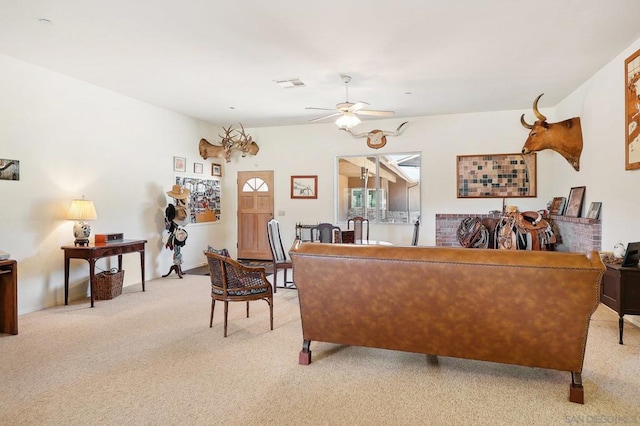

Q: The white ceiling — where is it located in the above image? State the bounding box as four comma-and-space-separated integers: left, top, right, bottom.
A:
2, 0, 640, 128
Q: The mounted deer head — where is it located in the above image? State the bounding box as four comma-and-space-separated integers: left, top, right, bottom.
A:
198, 123, 259, 162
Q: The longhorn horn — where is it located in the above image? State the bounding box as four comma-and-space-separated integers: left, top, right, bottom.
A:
532, 93, 547, 122
339, 128, 368, 138
520, 114, 534, 129
395, 121, 408, 133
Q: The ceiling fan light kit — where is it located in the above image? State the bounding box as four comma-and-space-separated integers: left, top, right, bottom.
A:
335, 113, 361, 129
306, 75, 395, 128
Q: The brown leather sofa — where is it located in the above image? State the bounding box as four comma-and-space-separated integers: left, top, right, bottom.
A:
289, 242, 605, 404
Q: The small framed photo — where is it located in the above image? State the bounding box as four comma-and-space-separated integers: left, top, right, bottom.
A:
212, 164, 222, 177
586, 202, 602, 219
194, 163, 203, 174
173, 156, 186, 173
549, 197, 566, 215
0, 158, 20, 181
564, 186, 586, 217
291, 175, 318, 199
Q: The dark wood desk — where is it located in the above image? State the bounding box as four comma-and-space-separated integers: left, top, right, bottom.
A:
0, 259, 18, 335
61, 239, 147, 307
601, 263, 640, 344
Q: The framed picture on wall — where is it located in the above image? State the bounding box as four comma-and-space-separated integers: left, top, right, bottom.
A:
564, 186, 586, 217
0, 158, 20, 181
194, 163, 203, 174
291, 175, 318, 199
173, 156, 186, 173
625, 48, 640, 170
212, 164, 222, 177
456, 153, 537, 198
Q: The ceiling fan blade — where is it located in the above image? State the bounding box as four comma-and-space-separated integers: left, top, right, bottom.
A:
309, 112, 343, 122
305, 107, 337, 111
349, 102, 369, 112
356, 110, 395, 117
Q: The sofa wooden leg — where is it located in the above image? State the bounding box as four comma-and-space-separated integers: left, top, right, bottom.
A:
426, 354, 439, 366
299, 340, 311, 365
570, 372, 584, 404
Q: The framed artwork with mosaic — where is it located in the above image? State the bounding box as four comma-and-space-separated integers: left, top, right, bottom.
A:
174, 175, 221, 223
625, 48, 640, 170
456, 153, 537, 198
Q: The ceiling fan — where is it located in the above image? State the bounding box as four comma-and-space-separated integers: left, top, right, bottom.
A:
306, 75, 395, 128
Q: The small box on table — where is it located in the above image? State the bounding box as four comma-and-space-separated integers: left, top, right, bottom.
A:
95, 233, 124, 243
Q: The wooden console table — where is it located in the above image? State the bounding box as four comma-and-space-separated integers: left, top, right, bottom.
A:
61, 239, 147, 307
601, 263, 640, 344
0, 259, 18, 335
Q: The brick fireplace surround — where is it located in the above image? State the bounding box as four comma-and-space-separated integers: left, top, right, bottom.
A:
435, 213, 601, 253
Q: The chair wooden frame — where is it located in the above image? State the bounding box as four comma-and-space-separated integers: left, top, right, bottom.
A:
311, 223, 342, 243
412, 216, 420, 246
267, 218, 295, 293
205, 251, 273, 337
347, 216, 369, 242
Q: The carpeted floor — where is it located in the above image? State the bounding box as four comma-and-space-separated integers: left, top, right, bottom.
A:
1, 272, 639, 425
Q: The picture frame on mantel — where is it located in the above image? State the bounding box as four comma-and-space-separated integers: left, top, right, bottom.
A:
564, 186, 586, 217
625, 48, 640, 170
586, 202, 602, 220
549, 197, 566, 215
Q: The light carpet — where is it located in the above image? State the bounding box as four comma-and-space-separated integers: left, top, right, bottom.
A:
1, 272, 639, 425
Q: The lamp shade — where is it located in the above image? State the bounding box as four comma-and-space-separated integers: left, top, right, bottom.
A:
66, 197, 98, 221
335, 113, 361, 129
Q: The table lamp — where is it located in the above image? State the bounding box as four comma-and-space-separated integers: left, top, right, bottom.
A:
66, 196, 98, 246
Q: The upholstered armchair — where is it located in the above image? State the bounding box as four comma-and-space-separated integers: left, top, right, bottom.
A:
266, 218, 295, 293
205, 251, 273, 337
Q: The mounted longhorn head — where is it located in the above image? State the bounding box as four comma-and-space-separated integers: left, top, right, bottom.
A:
341, 121, 409, 149
520, 94, 583, 171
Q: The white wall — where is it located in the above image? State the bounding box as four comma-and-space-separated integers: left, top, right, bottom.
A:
0, 54, 223, 314
218, 38, 640, 257
4, 34, 640, 315
555, 38, 640, 249
219, 111, 557, 255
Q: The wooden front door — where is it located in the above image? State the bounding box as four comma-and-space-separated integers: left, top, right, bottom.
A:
237, 170, 274, 260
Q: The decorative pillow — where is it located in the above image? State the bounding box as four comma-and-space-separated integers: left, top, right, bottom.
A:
205, 246, 230, 257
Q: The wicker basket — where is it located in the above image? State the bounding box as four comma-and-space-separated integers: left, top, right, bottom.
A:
94, 270, 124, 300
